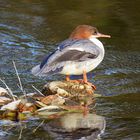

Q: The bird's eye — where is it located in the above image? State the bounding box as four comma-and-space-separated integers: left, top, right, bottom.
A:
94, 31, 97, 35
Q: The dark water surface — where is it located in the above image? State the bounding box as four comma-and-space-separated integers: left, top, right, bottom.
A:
0, 0, 140, 139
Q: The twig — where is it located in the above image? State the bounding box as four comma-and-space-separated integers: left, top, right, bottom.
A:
12, 61, 23, 91
32, 120, 45, 133
17, 84, 27, 97
32, 85, 45, 96
0, 78, 16, 101
18, 122, 24, 140
12, 61, 26, 97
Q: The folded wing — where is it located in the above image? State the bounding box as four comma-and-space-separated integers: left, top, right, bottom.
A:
32, 39, 100, 76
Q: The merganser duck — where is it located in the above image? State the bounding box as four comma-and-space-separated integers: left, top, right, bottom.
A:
32, 25, 111, 89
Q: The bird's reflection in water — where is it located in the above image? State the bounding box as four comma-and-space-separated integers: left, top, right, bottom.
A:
43, 112, 106, 140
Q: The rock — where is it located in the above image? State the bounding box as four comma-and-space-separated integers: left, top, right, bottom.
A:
0, 97, 12, 106
42, 81, 94, 96
20, 92, 44, 101
36, 105, 67, 117
17, 97, 37, 113
51, 96, 65, 106
0, 81, 98, 122
0, 87, 8, 96
37, 105, 61, 112
1, 100, 21, 111
1, 110, 28, 121
18, 103, 37, 113
40, 95, 65, 106
42, 81, 95, 106
60, 105, 88, 113
35, 101, 47, 108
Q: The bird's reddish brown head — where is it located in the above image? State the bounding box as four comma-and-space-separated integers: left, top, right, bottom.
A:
70, 25, 111, 39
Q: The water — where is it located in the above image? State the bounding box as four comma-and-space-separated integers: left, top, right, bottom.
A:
0, 0, 140, 139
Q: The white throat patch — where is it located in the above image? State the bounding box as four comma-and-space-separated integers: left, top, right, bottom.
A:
89, 35, 104, 49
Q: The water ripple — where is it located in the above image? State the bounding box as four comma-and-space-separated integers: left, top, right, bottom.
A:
93, 50, 140, 96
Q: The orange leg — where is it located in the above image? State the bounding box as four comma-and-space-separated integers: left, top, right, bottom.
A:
82, 70, 96, 90
66, 75, 70, 81
65, 72, 96, 90
83, 70, 88, 83
65, 75, 79, 83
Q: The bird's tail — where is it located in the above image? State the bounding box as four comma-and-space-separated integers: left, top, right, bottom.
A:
31, 64, 63, 77
31, 65, 41, 76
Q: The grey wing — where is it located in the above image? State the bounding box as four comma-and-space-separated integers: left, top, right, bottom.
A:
32, 40, 100, 76
47, 39, 100, 64
50, 49, 98, 63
